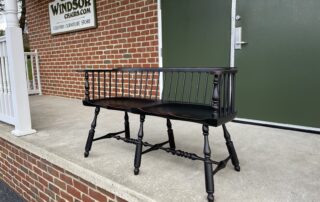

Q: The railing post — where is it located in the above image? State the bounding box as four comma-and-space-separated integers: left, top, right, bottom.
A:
35, 50, 42, 95
4, 0, 36, 136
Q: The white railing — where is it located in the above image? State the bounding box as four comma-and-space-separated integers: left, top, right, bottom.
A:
0, 36, 14, 124
24, 51, 41, 95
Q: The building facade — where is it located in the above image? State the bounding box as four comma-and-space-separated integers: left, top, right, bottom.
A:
25, 0, 320, 130
26, 0, 159, 98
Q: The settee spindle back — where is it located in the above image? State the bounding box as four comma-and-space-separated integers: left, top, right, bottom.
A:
80, 67, 237, 118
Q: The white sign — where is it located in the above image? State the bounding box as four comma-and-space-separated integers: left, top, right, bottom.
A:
49, 0, 97, 35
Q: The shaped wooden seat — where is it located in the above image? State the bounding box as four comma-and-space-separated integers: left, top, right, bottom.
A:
135, 102, 236, 127
83, 97, 159, 111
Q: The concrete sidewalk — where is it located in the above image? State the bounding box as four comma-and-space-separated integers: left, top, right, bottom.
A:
1, 95, 319, 202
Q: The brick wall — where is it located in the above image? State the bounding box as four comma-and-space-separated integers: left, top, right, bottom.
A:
25, 0, 159, 98
0, 137, 127, 202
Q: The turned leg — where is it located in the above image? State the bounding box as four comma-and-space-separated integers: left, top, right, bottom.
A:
134, 114, 145, 175
166, 118, 176, 149
202, 124, 214, 202
222, 124, 240, 171
124, 111, 130, 139
84, 107, 100, 158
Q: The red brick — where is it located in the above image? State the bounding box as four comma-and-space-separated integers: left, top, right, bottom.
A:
82, 194, 95, 202
67, 185, 81, 199
42, 172, 53, 182
60, 173, 73, 185
79, 178, 96, 189
23, 159, 33, 170
35, 181, 45, 192
73, 179, 88, 194
45, 188, 55, 199
33, 166, 43, 176
56, 194, 66, 202
36, 160, 48, 172
48, 166, 60, 178
60, 190, 73, 202
51, 164, 65, 173
38, 176, 49, 187
27, 154, 37, 165
89, 188, 107, 202
116, 196, 128, 202
48, 183, 60, 194
54, 178, 67, 190
23, 192, 32, 201
97, 187, 115, 199
24, 0, 159, 99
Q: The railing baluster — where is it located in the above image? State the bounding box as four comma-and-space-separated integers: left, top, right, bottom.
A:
24, 55, 30, 91
150, 71, 155, 99
30, 55, 36, 91
98, 72, 100, 99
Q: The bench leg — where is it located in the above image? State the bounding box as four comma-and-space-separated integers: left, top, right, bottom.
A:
166, 119, 176, 150
124, 111, 130, 139
134, 114, 145, 175
222, 124, 240, 171
202, 124, 214, 202
84, 107, 100, 158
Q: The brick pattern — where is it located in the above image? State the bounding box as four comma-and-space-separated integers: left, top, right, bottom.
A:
0, 137, 127, 202
25, 0, 159, 99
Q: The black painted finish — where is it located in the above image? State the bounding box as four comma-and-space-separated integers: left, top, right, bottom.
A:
124, 111, 130, 139
222, 124, 240, 171
134, 114, 145, 175
202, 124, 214, 202
166, 118, 176, 150
78, 67, 239, 202
84, 107, 100, 158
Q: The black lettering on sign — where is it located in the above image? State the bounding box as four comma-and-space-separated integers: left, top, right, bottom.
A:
51, 4, 59, 15
50, 0, 92, 16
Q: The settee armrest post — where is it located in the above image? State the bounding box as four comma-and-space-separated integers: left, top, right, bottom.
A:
85, 71, 90, 101
212, 74, 220, 119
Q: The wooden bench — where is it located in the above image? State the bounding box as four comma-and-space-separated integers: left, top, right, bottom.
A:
77, 67, 240, 202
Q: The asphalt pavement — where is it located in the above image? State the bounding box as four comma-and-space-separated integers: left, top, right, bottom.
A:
0, 181, 25, 202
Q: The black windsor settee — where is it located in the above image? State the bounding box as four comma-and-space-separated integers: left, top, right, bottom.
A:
77, 67, 240, 202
